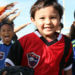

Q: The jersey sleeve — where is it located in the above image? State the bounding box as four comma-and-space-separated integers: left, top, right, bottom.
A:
5, 40, 24, 66
64, 43, 73, 71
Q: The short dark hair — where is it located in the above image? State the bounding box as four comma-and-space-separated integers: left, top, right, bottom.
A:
0, 18, 14, 30
30, 0, 63, 19
59, 23, 64, 29
69, 21, 75, 40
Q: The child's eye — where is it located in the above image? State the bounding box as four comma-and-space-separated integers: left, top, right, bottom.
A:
51, 16, 56, 19
40, 17, 45, 19
1, 30, 5, 32
8, 29, 12, 32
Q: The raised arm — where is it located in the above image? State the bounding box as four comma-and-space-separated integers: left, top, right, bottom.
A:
0, 9, 18, 22
8, 11, 20, 21
5, 2, 18, 10
0, 2, 17, 15
14, 23, 31, 33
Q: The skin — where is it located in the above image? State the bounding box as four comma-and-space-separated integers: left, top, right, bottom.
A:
31, 6, 60, 41
5, 2, 18, 10
31, 5, 72, 75
56, 25, 62, 33
64, 69, 72, 75
4, 5, 72, 75
0, 24, 14, 45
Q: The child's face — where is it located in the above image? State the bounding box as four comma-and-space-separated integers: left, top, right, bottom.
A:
31, 6, 60, 37
0, 24, 13, 44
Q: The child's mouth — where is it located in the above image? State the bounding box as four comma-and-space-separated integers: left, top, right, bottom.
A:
44, 27, 53, 30
4, 35, 10, 40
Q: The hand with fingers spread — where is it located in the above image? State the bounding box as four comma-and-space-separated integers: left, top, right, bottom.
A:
8, 11, 21, 21
0, 2, 18, 15
5, 2, 18, 10
9, 8, 18, 14
0, 9, 18, 22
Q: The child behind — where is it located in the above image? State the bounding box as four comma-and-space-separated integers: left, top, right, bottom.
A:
0, 18, 14, 69
5, 0, 72, 75
69, 21, 75, 75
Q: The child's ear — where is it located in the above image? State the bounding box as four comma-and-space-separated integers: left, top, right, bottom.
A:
31, 17, 35, 24
31, 17, 37, 27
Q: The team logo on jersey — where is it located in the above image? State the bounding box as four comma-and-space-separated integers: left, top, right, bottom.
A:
27, 52, 40, 68
0, 52, 4, 60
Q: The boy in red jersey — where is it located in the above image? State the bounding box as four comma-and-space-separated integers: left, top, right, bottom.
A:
5, 0, 72, 75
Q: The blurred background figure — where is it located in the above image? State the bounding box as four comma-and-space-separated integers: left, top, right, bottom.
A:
0, 2, 17, 15
69, 11, 75, 75
69, 21, 75, 75
0, 18, 14, 69
0, 9, 18, 22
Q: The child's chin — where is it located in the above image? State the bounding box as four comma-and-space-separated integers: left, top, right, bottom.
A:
44, 31, 53, 35
5, 39, 11, 42
5, 39, 10, 41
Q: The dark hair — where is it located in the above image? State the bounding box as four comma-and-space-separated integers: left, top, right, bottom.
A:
59, 23, 64, 29
30, 0, 63, 19
0, 18, 14, 30
36, 0, 58, 2
69, 21, 75, 40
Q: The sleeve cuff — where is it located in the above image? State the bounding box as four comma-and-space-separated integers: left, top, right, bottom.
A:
5, 58, 15, 66
64, 64, 72, 71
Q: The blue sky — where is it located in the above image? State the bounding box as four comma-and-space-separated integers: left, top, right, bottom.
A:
0, 0, 75, 38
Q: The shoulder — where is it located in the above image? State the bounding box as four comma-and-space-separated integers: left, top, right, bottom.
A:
60, 34, 71, 41
19, 32, 36, 42
0, 40, 4, 44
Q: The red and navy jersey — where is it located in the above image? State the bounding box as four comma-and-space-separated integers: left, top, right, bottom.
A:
5, 31, 72, 75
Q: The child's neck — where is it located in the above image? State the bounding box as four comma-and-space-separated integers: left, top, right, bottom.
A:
3, 41, 11, 45
43, 34, 57, 42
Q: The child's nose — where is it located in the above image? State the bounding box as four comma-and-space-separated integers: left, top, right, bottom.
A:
5, 30, 9, 33
45, 19, 51, 24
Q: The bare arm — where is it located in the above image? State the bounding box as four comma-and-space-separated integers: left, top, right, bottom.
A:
0, 9, 18, 22
64, 69, 72, 75
8, 11, 20, 21
5, 2, 18, 10
14, 23, 31, 33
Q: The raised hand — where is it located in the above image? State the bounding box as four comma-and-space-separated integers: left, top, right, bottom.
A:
5, 2, 18, 10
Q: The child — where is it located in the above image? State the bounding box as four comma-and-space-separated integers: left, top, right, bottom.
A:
0, 18, 14, 69
5, 0, 72, 75
0, 10, 30, 40
69, 21, 75, 75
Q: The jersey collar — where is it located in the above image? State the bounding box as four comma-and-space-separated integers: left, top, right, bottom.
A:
34, 30, 62, 46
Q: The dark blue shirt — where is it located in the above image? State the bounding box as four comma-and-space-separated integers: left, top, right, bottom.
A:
0, 40, 14, 69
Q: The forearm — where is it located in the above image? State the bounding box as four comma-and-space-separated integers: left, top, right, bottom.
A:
14, 23, 30, 33
64, 69, 72, 75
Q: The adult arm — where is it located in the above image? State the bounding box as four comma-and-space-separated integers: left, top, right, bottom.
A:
14, 23, 31, 33
64, 69, 72, 75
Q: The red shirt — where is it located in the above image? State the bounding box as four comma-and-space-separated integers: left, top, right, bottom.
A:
5, 31, 72, 75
